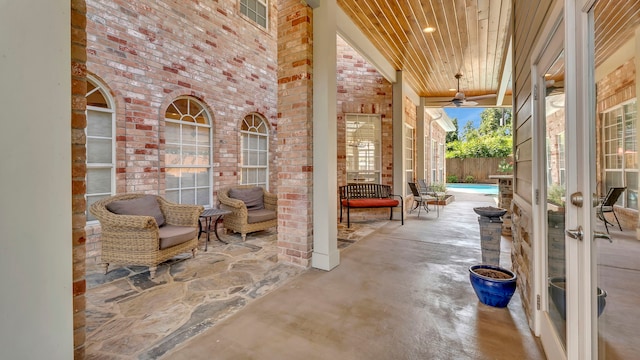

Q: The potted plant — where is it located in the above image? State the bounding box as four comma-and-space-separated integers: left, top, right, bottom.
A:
469, 264, 517, 308
431, 182, 447, 193
548, 277, 607, 319
497, 158, 514, 173
427, 182, 454, 206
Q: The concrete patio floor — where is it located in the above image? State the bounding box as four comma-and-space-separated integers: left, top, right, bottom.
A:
164, 191, 545, 360
85, 190, 546, 359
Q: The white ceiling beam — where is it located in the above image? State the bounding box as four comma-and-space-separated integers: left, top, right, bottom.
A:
336, 7, 396, 84
496, 37, 512, 106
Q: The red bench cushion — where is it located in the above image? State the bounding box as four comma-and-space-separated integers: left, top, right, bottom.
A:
341, 198, 399, 208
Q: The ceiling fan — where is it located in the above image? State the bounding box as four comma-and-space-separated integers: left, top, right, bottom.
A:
442, 73, 497, 107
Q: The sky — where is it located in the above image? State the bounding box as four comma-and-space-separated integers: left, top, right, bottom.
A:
443, 107, 485, 133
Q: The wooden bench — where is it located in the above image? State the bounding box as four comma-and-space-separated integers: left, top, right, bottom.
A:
339, 184, 404, 228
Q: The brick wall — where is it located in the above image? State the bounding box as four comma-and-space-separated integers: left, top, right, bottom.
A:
276, 0, 314, 266
596, 59, 636, 112
336, 35, 394, 187
71, 0, 87, 358
85, 0, 279, 263
87, 0, 278, 193
336, 35, 395, 222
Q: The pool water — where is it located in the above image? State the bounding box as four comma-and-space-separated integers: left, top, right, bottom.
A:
446, 183, 499, 195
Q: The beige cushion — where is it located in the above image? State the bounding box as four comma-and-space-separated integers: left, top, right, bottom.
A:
158, 225, 197, 250
106, 195, 165, 227
247, 209, 276, 224
229, 187, 265, 210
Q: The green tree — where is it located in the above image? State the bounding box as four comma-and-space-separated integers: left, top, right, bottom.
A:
446, 118, 459, 143
446, 108, 513, 159
479, 108, 512, 136
462, 120, 478, 140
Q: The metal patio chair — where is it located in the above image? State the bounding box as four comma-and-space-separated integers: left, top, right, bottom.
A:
597, 187, 626, 233
418, 179, 440, 217
408, 182, 432, 217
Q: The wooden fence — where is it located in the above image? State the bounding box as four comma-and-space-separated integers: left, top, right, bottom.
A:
446, 157, 511, 183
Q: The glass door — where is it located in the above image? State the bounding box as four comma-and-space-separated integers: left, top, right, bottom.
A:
536, 5, 595, 357
535, 17, 569, 357
537, 1, 640, 358
544, 49, 567, 348
590, 0, 640, 358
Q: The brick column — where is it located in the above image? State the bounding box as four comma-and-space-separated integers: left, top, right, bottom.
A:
277, 1, 315, 267
71, 0, 87, 358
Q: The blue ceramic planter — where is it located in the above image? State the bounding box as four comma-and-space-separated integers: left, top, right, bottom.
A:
469, 264, 517, 308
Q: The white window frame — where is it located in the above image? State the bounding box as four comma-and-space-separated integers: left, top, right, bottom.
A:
165, 97, 212, 207
239, 0, 268, 29
405, 124, 414, 189
602, 99, 638, 209
240, 113, 269, 189
431, 139, 437, 183
85, 76, 115, 223
556, 132, 566, 186
346, 114, 381, 183
438, 142, 445, 183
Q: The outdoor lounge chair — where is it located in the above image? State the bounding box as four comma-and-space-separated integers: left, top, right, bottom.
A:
90, 193, 203, 278
597, 187, 626, 233
218, 185, 277, 241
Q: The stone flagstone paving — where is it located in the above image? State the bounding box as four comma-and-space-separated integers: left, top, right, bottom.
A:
86, 222, 379, 359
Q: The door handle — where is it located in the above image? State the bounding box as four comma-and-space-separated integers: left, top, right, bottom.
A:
566, 226, 583, 241
570, 192, 583, 207
593, 231, 612, 243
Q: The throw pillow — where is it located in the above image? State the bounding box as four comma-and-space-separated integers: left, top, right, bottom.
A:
106, 195, 166, 227
228, 187, 265, 210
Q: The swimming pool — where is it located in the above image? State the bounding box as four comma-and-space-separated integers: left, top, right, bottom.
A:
446, 183, 499, 195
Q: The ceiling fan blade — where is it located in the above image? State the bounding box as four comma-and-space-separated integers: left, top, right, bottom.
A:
465, 94, 498, 101
430, 99, 457, 103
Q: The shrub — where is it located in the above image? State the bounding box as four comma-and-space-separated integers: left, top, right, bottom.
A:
548, 184, 565, 207
431, 182, 447, 193
446, 136, 513, 159
497, 158, 514, 173
465, 175, 476, 183
446, 175, 458, 183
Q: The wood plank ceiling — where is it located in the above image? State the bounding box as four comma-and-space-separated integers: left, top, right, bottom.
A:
338, 0, 513, 107
594, 0, 640, 68
338, 0, 640, 108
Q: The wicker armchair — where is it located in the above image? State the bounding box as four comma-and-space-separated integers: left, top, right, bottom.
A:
90, 193, 204, 278
218, 185, 278, 241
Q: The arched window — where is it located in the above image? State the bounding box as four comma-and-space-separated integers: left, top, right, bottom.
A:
165, 97, 212, 206
240, 113, 269, 188
86, 77, 115, 222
